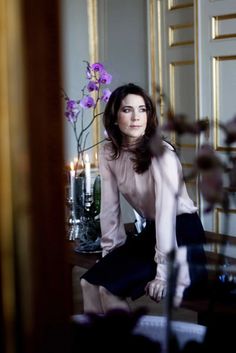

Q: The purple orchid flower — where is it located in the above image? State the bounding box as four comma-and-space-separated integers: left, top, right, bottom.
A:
79, 95, 95, 109
87, 81, 99, 92
64, 99, 79, 123
91, 62, 104, 73
86, 68, 92, 79
101, 88, 112, 103
99, 70, 112, 85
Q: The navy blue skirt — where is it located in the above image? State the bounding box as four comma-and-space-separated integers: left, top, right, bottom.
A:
81, 213, 207, 300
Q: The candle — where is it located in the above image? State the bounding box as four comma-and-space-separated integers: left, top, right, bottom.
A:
93, 174, 101, 214
70, 161, 75, 200
84, 154, 91, 194
73, 157, 79, 172
95, 152, 98, 168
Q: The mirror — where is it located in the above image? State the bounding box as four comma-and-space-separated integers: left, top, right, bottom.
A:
61, 0, 236, 324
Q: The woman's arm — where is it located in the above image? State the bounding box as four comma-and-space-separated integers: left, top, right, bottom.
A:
147, 146, 190, 305
152, 145, 180, 258
99, 145, 127, 257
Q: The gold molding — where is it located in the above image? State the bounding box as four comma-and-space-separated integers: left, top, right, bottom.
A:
169, 60, 194, 111
169, 60, 194, 147
87, 0, 99, 63
212, 13, 236, 40
186, 180, 197, 188
157, 0, 164, 121
182, 163, 193, 168
168, 0, 193, 11
169, 23, 194, 47
148, 0, 165, 122
214, 208, 236, 235
87, 0, 99, 162
178, 143, 196, 148
195, 0, 201, 214
212, 55, 236, 152
149, 0, 157, 101
194, 0, 200, 126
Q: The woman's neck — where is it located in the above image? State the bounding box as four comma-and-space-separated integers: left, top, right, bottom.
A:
121, 136, 142, 149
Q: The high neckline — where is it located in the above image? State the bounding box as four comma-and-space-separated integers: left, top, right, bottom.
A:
121, 138, 141, 151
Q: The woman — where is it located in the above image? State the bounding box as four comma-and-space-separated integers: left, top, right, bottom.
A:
80, 83, 206, 313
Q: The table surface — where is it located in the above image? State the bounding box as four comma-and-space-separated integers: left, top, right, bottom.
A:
65, 239, 236, 324
66, 240, 101, 269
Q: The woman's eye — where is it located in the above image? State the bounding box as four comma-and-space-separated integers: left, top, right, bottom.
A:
140, 108, 147, 112
123, 108, 131, 113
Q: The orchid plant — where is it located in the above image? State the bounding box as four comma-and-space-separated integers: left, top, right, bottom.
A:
62, 61, 112, 163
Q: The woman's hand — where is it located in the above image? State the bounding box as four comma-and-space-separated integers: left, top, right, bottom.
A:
146, 260, 190, 306
145, 278, 167, 302
145, 263, 168, 301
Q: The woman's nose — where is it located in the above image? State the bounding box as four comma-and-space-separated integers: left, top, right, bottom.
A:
131, 109, 140, 120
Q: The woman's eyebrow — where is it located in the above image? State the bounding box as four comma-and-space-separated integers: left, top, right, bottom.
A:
121, 105, 146, 108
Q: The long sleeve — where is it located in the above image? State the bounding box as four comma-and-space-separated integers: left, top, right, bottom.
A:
99, 146, 127, 257
151, 146, 191, 288
151, 146, 180, 260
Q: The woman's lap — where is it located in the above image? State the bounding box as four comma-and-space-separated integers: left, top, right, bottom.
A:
81, 213, 206, 300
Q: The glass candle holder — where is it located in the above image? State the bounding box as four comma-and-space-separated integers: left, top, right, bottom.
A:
66, 168, 102, 252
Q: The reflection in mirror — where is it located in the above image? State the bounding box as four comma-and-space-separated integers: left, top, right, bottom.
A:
173, 240, 236, 325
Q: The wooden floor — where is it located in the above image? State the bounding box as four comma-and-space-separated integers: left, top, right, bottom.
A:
72, 266, 198, 323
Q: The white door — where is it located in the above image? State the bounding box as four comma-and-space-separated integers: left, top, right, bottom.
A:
150, 0, 236, 236
197, 0, 236, 236
150, 0, 198, 204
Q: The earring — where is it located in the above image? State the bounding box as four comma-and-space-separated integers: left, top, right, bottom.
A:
114, 122, 118, 125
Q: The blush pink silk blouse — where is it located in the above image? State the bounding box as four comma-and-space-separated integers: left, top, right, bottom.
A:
99, 141, 197, 268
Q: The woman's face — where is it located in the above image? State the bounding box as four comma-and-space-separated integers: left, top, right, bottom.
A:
117, 94, 147, 144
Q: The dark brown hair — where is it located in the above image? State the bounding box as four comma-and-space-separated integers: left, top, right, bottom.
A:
103, 83, 159, 173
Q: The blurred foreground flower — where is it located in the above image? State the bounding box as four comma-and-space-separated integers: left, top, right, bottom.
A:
220, 115, 236, 145
149, 127, 165, 159
162, 110, 209, 136
192, 144, 228, 212
70, 308, 161, 353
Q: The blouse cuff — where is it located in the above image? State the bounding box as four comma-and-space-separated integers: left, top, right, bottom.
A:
154, 247, 169, 264
155, 263, 168, 282
102, 249, 110, 257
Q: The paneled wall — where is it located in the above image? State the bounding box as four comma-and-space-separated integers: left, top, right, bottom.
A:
61, 0, 149, 223
61, 0, 148, 165
61, 0, 90, 162
197, 0, 236, 234
149, 0, 197, 202
150, 0, 236, 235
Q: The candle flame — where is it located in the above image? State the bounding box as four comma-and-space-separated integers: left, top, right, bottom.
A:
70, 161, 74, 171
94, 152, 98, 168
